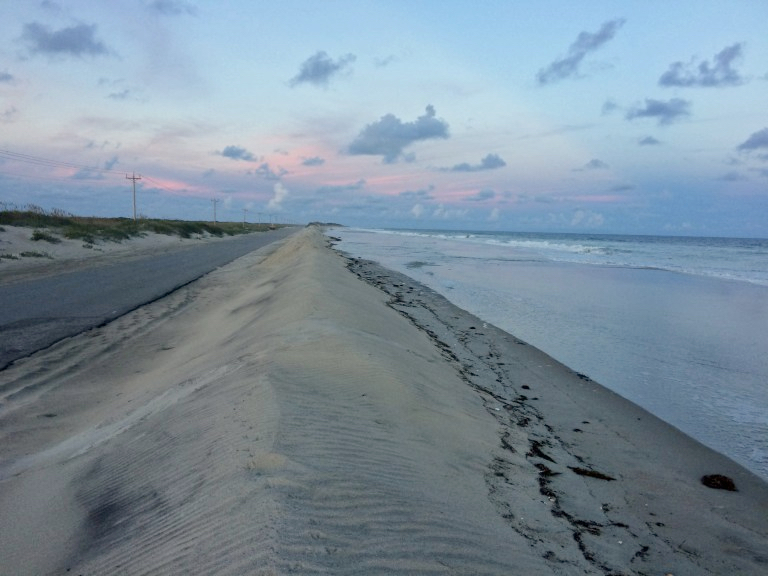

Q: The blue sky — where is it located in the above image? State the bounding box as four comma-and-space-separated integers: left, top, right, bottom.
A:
1, 1, 767, 236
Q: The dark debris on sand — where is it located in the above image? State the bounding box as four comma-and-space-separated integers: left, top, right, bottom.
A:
340, 252, 767, 576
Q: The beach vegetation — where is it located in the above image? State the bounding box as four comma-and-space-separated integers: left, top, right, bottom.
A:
31, 229, 62, 243
20, 250, 52, 258
0, 204, 285, 243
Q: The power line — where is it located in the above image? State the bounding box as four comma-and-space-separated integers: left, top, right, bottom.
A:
0, 149, 215, 198
0, 148, 183, 194
141, 174, 180, 194
0, 167, 92, 184
0, 149, 125, 176
0, 147, 280, 223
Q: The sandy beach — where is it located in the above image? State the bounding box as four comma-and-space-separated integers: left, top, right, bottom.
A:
0, 226, 766, 575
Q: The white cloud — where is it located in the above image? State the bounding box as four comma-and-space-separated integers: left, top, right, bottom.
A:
433, 203, 467, 219
571, 209, 604, 227
267, 182, 288, 211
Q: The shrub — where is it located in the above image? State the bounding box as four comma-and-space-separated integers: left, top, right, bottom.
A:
20, 251, 52, 258
31, 229, 61, 243
3, 207, 281, 242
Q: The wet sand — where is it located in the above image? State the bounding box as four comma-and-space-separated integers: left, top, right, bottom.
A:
0, 227, 766, 574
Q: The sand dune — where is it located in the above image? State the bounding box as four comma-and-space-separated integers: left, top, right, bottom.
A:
0, 225, 252, 285
1, 227, 766, 574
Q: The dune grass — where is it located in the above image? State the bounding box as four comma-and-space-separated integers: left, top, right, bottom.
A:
0, 204, 282, 243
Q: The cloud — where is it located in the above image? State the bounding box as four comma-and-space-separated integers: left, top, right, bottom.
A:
148, 0, 197, 16
289, 51, 356, 87
445, 153, 506, 172
639, 136, 661, 146
302, 156, 325, 166
626, 98, 691, 125
433, 203, 467, 220
104, 156, 119, 170
220, 145, 256, 162
400, 186, 434, 201
465, 189, 496, 202
659, 43, 745, 87
536, 18, 625, 85
21, 22, 110, 57
570, 209, 604, 228
601, 99, 619, 115
267, 182, 288, 211
348, 105, 449, 163
0, 71, 13, 83
577, 158, 609, 170
84, 138, 118, 150
374, 55, 397, 68
253, 162, 287, 180
737, 127, 768, 152
411, 203, 424, 218
107, 89, 132, 100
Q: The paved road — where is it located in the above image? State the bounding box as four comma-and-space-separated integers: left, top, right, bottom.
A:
0, 227, 297, 370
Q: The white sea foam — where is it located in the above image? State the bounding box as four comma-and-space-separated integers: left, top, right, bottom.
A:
356, 228, 768, 285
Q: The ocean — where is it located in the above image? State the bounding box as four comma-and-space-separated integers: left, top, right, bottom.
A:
330, 228, 768, 482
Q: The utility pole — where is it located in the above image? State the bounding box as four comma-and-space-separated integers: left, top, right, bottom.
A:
243, 208, 248, 230
257, 212, 263, 227
212, 198, 219, 225
126, 173, 141, 221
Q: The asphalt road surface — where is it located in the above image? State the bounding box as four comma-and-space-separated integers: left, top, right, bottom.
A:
0, 227, 297, 370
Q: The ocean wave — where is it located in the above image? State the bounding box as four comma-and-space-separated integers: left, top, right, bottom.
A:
340, 228, 768, 286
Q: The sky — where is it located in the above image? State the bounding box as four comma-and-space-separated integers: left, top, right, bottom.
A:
1, 1, 767, 236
